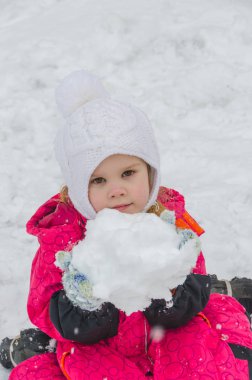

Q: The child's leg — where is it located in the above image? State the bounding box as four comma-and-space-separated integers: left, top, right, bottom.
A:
9, 352, 65, 380
204, 293, 252, 347
150, 316, 222, 380
151, 296, 251, 379
59, 342, 147, 380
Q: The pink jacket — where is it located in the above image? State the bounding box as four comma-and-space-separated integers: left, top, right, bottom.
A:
10, 187, 252, 380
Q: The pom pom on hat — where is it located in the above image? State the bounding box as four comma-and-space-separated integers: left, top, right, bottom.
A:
55, 70, 109, 118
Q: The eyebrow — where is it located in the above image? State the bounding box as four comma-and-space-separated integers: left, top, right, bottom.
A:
90, 162, 142, 179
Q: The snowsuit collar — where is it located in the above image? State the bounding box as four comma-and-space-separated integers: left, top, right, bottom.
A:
26, 187, 203, 238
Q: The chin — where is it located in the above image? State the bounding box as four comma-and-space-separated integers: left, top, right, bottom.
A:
123, 207, 141, 214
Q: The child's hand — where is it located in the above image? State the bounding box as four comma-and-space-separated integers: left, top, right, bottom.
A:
144, 274, 211, 329
55, 251, 103, 311
50, 289, 119, 344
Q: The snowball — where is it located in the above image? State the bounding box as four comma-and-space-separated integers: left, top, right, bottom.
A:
71, 209, 201, 314
55, 70, 109, 118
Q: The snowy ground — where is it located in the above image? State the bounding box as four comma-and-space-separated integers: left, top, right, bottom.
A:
1, 0, 252, 377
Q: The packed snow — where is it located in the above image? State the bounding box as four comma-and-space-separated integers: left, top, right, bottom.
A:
61, 209, 201, 314
1, 0, 252, 378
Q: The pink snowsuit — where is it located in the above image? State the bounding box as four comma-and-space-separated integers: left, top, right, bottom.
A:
9, 187, 252, 380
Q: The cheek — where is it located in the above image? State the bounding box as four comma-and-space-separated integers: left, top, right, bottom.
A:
88, 187, 103, 212
136, 175, 150, 201
145, 171, 151, 195
143, 183, 151, 201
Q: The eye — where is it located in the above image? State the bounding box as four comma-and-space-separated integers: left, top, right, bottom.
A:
90, 177, 106, 185
122, 170, 135, 177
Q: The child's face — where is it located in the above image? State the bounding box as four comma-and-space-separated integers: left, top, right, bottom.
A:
88, 154, 150, 214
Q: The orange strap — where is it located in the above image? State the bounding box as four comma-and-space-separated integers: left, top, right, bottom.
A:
147, 201, 204, 236
197, 312, 211, 328
176, 210, 205, 236
60, 351, 71, 380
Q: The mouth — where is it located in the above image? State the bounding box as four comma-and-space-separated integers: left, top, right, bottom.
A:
112, 203, 132, 211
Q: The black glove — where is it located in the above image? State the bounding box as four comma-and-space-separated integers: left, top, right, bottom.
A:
144, 274, 211, 329
50, 289, 119, 344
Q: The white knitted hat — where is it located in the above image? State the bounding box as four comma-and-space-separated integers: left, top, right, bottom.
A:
54, 70, 160, 219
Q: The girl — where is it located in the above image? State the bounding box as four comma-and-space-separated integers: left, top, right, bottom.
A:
8, 71, 252, 379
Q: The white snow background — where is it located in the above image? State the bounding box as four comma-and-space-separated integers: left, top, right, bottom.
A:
1, 0, 252, 377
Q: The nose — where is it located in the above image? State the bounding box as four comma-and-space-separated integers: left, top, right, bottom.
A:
108, 185, 127, 199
